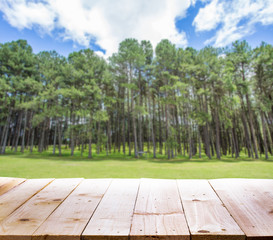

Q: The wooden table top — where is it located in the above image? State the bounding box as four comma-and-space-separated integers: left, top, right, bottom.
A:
0, 177, 272, 240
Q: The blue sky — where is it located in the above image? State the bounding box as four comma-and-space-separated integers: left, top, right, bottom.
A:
0, 0, 273, 57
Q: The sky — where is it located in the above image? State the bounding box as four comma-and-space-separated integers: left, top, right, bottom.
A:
0, 0, 273, 58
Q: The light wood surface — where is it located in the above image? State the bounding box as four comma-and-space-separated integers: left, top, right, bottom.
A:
82, 179, 140, 240
130, 179, 190, 240
210, 179, 273, 240
32, 179, 111, 240
177, 180, 245, 240
0, 178, 272, 240
0, 179, 53, 222
0, 178, 82, 240
0, 177, 26, 196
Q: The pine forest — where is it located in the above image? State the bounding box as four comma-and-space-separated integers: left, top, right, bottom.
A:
0, 38, 273, 160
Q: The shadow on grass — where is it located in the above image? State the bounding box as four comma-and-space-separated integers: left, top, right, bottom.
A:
2, 149, 273, 164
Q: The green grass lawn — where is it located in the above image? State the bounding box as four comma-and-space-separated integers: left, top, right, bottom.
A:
0, 147, 272, 179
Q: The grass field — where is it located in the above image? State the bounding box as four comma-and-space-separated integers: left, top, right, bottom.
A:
0, 147, 272, 179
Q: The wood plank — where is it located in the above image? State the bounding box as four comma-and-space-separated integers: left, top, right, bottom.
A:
82, 179, 140, 240
130, 179, 190, 240
177, 180, 245, 240
0, 177, 26, 196
32, 179, 112, 240
210, 179, 273, 240
0, 178, 82, 240
0, 179, 53, 222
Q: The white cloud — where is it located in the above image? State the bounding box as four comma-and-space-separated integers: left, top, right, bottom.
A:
193, 0, 223, 32
0, 0, 193, 57
193, 0, 273, 47
0, 0, 55, 33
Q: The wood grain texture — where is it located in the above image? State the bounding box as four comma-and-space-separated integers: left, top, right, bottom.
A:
0, 179, 53, 222
0, 177, 26, 196
130, 179, 190, 240
0, 178, 272, 240
0, 178, 82, 240
210, 179, 273, 240
82, 179, 140, 240
32, 179, 112, 240
177, 180, 245, 240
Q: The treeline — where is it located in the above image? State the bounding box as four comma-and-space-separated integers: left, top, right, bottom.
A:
0, 39, 272, 159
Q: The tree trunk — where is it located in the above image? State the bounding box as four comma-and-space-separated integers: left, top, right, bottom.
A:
175, 105, 182, 154
148, 93, 156, 158
14, 111, 23, 152
88, 117, 93, 159
188, 124, 192, 159
26, 111, 33, 150
264, 113, 273, 155
122, 100, 126, 154
127, 87, 131, 156
81, 136, 84, 157
203, 93, 211, 159
30, 128, 35, 153
165, 89, 170, 159
107, 117, 112, 154
138, 71, 143, 154
261, 111, 268, 159
96, 120, 101, 154
0, 109, 12, 154
232, 118, 240, 158
20, 110, 28, 153
53, 118, 57, 155
215, 110, 221, 159
198, 127, 202, 158
132, 89, 138, 158
71, 112, 75, 156
58, 117, 62, 156
39, 121, 46, 153
158, 101, 163, 154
